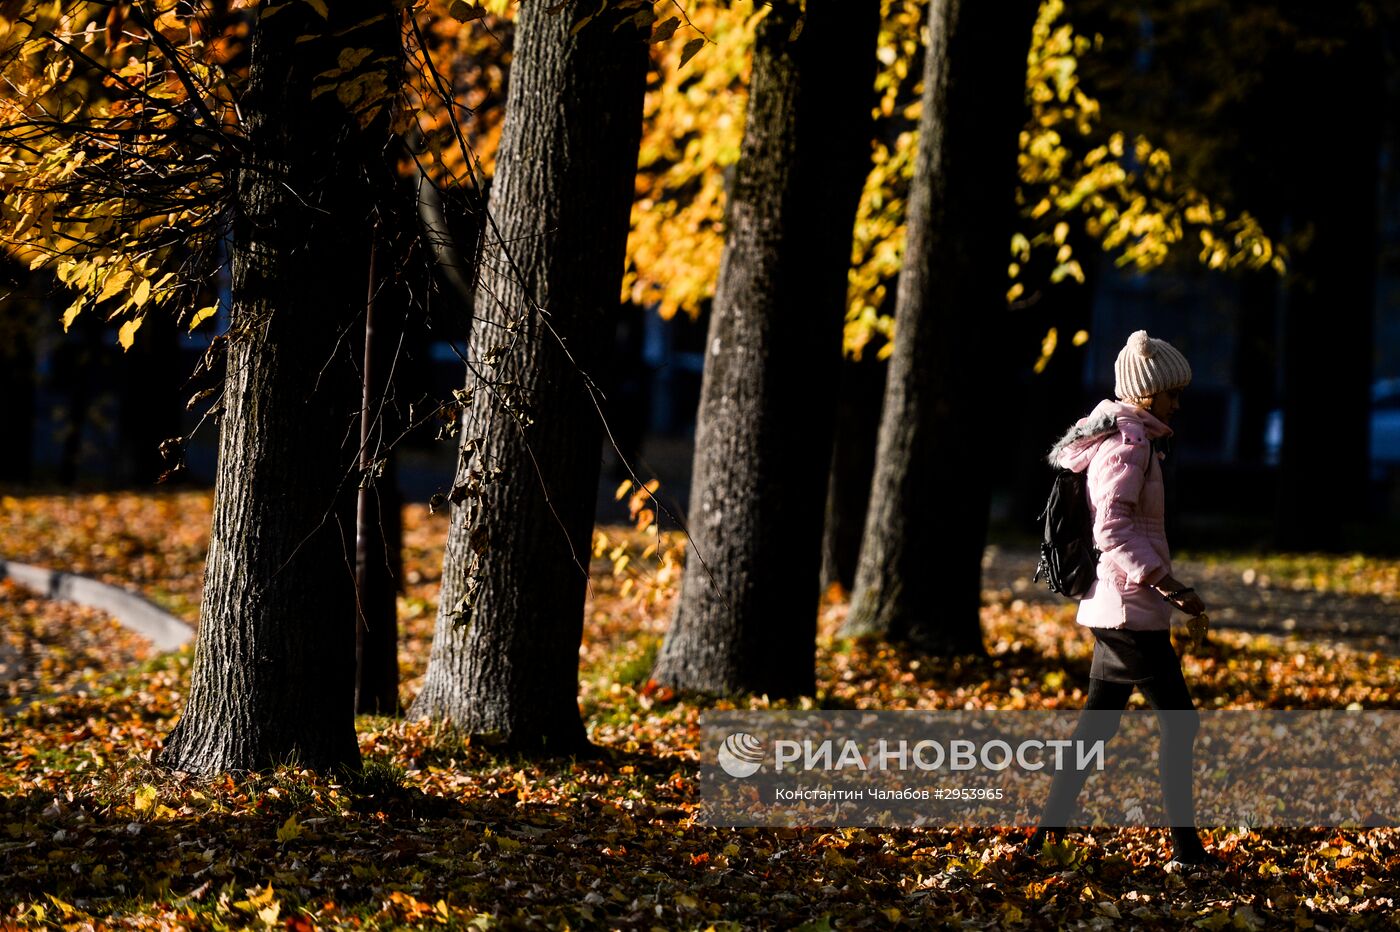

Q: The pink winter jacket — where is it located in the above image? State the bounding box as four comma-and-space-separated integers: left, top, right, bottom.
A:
1048, 399, 1174, 630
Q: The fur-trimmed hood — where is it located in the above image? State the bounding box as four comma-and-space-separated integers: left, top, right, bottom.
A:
1047, 399, 1172, 472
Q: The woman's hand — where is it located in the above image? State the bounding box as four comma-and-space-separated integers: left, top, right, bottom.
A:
1154, 576, 1206, 615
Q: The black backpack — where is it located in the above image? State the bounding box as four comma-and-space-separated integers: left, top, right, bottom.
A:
1032, 467, 1101, 598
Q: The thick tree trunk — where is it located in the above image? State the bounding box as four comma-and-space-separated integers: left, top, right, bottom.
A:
158, 3, 397, 774
842, 0, 1038, 652
651, 0, 881, 697
1275, 16, 1380, 551
409, 0, 647, 751
820, 351, 887, 595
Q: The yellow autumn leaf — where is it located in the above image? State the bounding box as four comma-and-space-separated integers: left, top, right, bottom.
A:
118, 317, 143, 351
131, 277, 152, 308
1033, 327, 1058, 374
132, 783, 157, 812
188, 306, 218, 332
276, 814, 302, 843
97, 268, 131, 302
61, 300, 83, 332
12, 210, 37, 239
233, 883, 276, 913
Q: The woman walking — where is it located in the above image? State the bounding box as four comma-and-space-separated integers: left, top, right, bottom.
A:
1023, 330, 1223, 870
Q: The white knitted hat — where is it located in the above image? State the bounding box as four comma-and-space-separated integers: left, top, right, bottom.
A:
1113, 330, 1192, 402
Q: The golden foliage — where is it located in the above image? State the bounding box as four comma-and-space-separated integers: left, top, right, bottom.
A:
594, 478, 685, 610
1, 0, 1288, 358
403, 0, 513, 188
624, 1, 755, 321
621, 0, 1286, 359
842, 0, 924, 360
1018, 0, 1284, 290
0, 1, 245, 345
0, 0, 715, 346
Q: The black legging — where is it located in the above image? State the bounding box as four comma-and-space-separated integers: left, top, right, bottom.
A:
1032, 664, 1205, 854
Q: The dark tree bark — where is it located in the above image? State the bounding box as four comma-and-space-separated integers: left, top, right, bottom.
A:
819, 351, 888, 595
158, 3, 399, 774
842, 0, 1038, 652
651, 0, 881, 697
408, 0, 648, 751
1275, 12, 1381, 550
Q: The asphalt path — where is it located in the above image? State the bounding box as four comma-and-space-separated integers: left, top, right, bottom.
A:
983, 545, 1400, 650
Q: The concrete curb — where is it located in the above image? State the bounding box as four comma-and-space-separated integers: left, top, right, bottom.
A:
0, 558, 194, 652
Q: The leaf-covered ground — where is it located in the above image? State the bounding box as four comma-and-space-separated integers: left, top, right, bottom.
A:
2, 490, 1400, 929
0, 579, 154, 710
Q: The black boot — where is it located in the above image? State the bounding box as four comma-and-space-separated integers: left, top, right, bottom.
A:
1166, 829, 1224, 871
